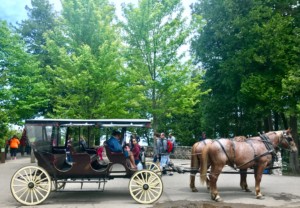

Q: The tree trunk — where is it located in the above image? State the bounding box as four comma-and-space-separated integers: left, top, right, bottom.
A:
263, 114, 273, 132
289, 115, 300, 174
274, 112, 279, 130
280, 112, 288, 129
263, 117, 269, 132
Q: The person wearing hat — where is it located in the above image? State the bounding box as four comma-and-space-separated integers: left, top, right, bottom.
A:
107, 130, 137, 169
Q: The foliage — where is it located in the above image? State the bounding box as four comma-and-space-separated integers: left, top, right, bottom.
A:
0, 111, 9, 148
191, 0, 300, 138
16, 0, 58, 67
119, 0, 207, 140
0, 21, 48, 124
42, 0, 136, 118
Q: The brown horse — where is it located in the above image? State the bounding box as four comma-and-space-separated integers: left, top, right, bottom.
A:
190, 136, 249, 192
200, 129, 298, 202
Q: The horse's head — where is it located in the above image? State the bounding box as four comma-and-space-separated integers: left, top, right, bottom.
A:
276, 128, 298, 152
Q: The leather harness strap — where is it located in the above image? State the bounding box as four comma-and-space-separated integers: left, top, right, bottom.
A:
215, 134, 277, 170
216, 140, 236, 169
259, 133, 277, 163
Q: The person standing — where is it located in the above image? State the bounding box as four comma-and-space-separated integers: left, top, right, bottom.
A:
168, 133, 176, 153
158, 132, 171, 175
9, 135, 20, 160
272, 147, 283, 175
199, 131, 207, 141
152, 132, 161, 163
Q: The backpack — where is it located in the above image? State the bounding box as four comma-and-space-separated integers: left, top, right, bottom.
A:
161, 139, 173, 153
166, 140, 173, 153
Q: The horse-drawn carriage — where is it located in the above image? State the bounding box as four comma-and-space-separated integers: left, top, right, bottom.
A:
10, 119, 162, 205
10, 118, 298, 205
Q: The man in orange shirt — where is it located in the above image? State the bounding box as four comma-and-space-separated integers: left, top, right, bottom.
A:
9, 135, 20, 160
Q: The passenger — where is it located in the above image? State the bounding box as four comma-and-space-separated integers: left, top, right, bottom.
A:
131, 138, 141, 165
79, 136, 88, 151
132, 132, 140, 143
107, 130, 137, 169
66, 136, 74, 164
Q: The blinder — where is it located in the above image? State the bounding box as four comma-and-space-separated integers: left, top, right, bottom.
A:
280, 131, 294, 151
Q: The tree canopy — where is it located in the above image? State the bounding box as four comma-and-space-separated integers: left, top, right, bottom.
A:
0, 0, 299, 155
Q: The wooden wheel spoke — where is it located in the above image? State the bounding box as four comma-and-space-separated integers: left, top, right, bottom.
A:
11, 166, 51, 205
17, 173, 29, 182
129, 170, 163, 204
14, 178, 28, 184
35, 177, 48, 184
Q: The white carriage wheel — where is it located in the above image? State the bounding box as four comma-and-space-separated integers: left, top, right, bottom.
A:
145, 162, 162, 177
129, 170, 163, 204
10, 166, 51, 206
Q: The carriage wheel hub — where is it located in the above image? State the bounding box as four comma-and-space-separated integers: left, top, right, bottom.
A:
143, 184, 149, 190
28, 182, 35, 189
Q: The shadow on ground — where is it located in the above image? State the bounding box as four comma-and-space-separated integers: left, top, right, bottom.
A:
153, 200, 266, 208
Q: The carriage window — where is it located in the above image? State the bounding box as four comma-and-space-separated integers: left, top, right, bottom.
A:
58, 127, 67, 147
25, 125, 51, 152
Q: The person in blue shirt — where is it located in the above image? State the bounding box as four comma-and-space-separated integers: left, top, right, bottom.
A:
107, 130, 123, 152
107, 130, 136, 169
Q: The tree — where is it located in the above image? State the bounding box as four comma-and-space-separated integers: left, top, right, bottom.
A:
0, 21, 48, 124
43, 0, 131, 118
191, 0, 300, 137
191, 0, 299, 172
120, 0, 205, 136
16, 0, 58, 67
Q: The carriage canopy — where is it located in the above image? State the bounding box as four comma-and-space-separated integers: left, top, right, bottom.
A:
25, 119, 151, 152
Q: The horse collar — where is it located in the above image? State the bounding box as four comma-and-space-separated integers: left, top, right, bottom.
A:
259, 134, 276, 158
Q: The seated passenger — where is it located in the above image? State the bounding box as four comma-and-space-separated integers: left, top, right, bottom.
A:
79, 136, 88, 151
131, 138, 141, 166
66, 136, 74, 165
107, 130, 137, 169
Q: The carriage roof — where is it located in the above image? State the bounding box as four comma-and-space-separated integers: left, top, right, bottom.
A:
25, 118, 151, 128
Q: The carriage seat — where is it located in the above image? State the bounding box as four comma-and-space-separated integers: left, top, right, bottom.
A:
103, 141, 126, 164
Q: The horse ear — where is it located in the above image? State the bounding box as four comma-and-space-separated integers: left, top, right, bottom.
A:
287, 128, 292, 133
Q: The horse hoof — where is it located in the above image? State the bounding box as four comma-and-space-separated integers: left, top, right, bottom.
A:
245, 188, 251, 192
215, 196, 223, 202
191, 188, 198, 192
256, 194, 263, 199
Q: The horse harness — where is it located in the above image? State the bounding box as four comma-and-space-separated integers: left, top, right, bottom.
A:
215, 134, 277, 170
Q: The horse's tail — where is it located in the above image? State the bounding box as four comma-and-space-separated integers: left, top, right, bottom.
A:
200, 143, 210, 185
190, 143, 199, 171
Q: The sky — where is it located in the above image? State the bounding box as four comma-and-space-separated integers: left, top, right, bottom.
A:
0, 0, 196, 24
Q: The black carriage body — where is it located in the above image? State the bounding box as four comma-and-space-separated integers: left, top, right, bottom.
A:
25, 119, 151, 179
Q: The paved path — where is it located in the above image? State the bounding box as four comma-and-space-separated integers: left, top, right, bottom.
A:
1, 156, 300, 208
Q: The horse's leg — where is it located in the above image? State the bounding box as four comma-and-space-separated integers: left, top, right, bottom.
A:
209, 164, 223, 202
190, 173, 198, 192
254, 165, 265, 199
240, 169, 251, 192
190, 147, 199, 192
206, 164, 211, 190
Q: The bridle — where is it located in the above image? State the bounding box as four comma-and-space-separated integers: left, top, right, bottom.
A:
276, 131, 294, 151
